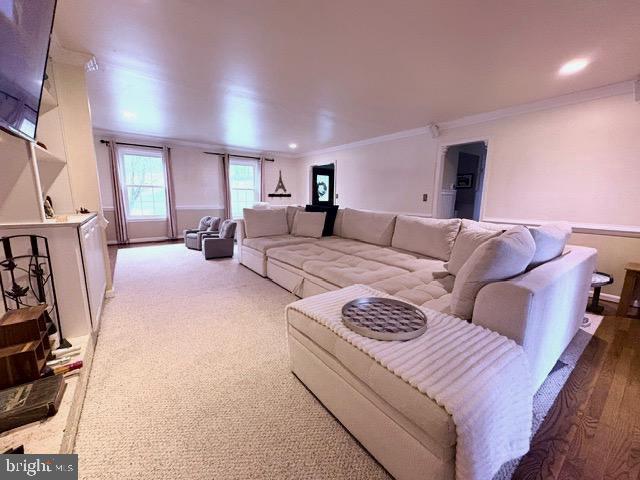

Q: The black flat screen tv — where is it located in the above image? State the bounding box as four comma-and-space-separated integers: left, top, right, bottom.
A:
0, 0, 57, 141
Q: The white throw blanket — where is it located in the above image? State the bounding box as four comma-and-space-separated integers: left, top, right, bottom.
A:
286, 285, 533, 480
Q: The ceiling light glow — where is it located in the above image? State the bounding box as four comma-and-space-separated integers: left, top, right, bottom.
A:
122, 111, 137, 119
558, 58, 590, 76
288, 143, 297, 149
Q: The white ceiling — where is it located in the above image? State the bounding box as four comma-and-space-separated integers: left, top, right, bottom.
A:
54, 0, 640, 154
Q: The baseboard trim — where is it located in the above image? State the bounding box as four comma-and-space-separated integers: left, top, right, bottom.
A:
590, 291, 640, 308
482, 217, 640, 238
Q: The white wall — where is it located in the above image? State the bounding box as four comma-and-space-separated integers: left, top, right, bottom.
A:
296, 91, 640, 297
298, 133, 437, 215
438, 93, 640, 227
95, 135, 302, 242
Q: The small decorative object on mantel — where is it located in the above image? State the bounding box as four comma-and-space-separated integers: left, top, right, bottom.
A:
268, 170, 292, 198
341, 297, 428, 341
43, 195, 54, 218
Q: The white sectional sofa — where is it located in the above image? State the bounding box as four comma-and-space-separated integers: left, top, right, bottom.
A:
237, 206, 596, 479
237, 206, 596, 390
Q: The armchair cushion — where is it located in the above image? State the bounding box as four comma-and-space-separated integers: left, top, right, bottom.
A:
206, 217, 222, 232
218, 220, 237, 239
198, 216, 213, 231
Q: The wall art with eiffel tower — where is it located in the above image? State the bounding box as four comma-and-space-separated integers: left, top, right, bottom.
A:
267, 170, 292, 198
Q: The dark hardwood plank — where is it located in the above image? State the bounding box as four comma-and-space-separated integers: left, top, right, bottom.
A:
513, 316, 640, 480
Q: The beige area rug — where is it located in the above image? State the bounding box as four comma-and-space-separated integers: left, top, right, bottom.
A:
74, 244, 390, 479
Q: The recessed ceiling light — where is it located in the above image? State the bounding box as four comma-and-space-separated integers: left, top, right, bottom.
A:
288, 143, 297, 149
122, 111, 137, 119
558, 58, 590, 76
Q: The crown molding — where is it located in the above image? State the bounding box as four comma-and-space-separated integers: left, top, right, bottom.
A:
300, 127, 430, 157
438, 81, 635, 131
298, 80, 635, 158
92, 128, 298, 159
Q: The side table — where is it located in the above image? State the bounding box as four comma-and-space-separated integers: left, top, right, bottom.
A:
617, 262, 640, 318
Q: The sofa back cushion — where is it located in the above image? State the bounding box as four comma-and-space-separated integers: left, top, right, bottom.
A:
243, 208, 289, 238
391, 216, 461, 260
292, 211, 326, 238
285, 206, 304, 232
450, 226, 536, 319
333, 209, 344, 237
445, 223, 501, 275
528, 222, 572, 268
341, 208, 397, 246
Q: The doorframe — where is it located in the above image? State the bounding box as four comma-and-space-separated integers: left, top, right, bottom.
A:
308, 162, 337, 205
432, 137, 491, 220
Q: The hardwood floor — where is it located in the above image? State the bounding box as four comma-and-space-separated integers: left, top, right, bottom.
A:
513, 312, 640, 479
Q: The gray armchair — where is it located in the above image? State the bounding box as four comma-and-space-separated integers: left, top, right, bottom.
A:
184, 216, 221, 250
203, 220, 237, 259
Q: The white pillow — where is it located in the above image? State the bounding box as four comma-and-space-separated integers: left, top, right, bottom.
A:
391, 216, 461, 261
243, 208, 289, 238
450, 226, 536, 320
528, 222, 572, 268
444, 224, 501, 275
291, 211, 326, 238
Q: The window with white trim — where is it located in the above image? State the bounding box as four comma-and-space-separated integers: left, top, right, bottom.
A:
118, 148, 168, 220
229, 157, 261, 219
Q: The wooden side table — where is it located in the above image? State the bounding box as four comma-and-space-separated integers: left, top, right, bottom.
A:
617, 262, 640, 318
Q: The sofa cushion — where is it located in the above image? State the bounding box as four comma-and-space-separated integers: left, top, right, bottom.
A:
450, 226, 536, 320
463, 219, 510, 232
369, 270, 455, 310
341, 208, 397, 246
286, 206, 304, 232
391, 216, 461, 261
302, 255, 407, 288
243, 235, 315, 253
305, 205, 339, 236
528, 222, 572, 268
268, 243, 345, 269
356, 248, 446, 272
444, 223, 501, 276
292, 211, 326, 238
332, 209, 345, 237
243, 208, 289, 238
314, 237, 381, 255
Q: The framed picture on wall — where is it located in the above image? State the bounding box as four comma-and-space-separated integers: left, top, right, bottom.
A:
456, 174, 474, 189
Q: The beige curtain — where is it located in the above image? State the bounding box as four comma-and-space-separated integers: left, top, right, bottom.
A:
163, 146, 179, 238
259, 156, 266, 202
106, 140, 129, 244
221, 153, 232, 219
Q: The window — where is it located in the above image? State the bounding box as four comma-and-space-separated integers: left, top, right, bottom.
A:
118, 148, 168, 220
229, 158, 261, 219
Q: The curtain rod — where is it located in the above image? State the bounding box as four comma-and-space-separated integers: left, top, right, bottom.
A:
204, 151, 275, 162
100, 139, 164, 150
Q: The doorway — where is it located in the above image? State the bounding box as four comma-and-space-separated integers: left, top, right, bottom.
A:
311, 163, 335, 206
437, 142, 487, 220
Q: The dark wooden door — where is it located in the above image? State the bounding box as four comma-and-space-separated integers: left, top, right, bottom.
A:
311, 166, 335, 206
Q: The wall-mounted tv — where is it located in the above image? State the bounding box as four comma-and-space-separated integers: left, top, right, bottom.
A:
0, 0, 57, 142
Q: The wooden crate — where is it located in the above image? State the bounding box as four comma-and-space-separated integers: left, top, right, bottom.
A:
0, 306, 51, 389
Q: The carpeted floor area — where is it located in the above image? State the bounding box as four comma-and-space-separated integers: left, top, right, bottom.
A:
75, 243, 599, 479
